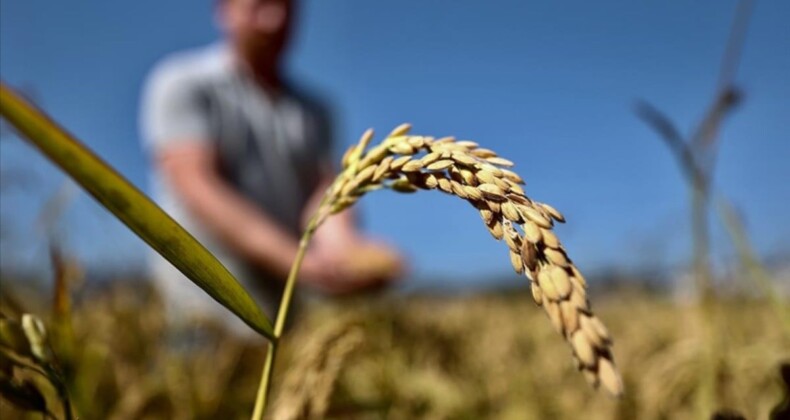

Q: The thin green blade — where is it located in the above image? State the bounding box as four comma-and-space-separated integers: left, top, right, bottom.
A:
0, 83, 274, 340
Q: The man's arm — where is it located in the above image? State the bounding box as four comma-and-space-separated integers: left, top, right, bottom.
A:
156, 141, 315, 280
158, 141, 402, 294
143, 61, 399, 292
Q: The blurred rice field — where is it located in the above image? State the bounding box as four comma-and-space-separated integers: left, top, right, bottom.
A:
1, 282, 788, 419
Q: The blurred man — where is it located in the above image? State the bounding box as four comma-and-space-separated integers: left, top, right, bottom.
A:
140, 0, 402, 332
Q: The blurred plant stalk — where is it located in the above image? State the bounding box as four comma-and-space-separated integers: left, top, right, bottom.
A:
251, 177, 339, 419
635, 1, 788, 417
1, 81, 282, 417
716, 198, 790, 332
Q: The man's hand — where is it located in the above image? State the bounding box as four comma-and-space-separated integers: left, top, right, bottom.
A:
300, 167, 405, 294
157, 143, 304, 279
300, 238, 405, 295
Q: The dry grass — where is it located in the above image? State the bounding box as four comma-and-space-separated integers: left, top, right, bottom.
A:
271, 317, 364, 419
2, 283, 786, 419
279, 293, 787, 420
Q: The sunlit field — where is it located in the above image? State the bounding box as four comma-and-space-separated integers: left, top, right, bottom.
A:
2, 280, 787, 419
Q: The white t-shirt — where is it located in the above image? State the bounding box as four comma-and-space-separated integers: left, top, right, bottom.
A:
140, 43, 333, 332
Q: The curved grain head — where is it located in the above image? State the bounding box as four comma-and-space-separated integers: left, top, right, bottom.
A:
316, 124, 623, 396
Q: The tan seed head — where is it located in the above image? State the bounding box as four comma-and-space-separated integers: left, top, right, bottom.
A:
501, 168, 525, 184
597, 358, 623, 396
538, 270, 560, 301
521, 241, 538, 271
341, 144, 356, 168
479, 163, 504, 177
487, 201, 501, 213
545, 248, 570, 267
431, 136, 455, 145
401, 159, 424, 173
560, 300, 580, 334
501, 201, 522, 223
486, 219, 504, 240
571, 265, 587, 287
503, 227, 522, 253
390, 155, 412, 170
530, 281, 543, 306
550, 266, 572, 298
455, 140, 479, 149
389, 142, 414, 155
540, 203, 566, 223
479, 208, 494, 224
327, 124, 621, 397
470, 148, 497, 158
509, 250, 523, 274
450, 180, 468, 199
422, 173, 439, 189
569, 287, 589, 311
388, 123, 412, 137
475, 170, 497, 185
505, 181, 526, 196
571, 330, 596, 367
477, 183, 507, 202
545, 301, 564, 334
419, 152, 442, 166
521, 206, 553, 229
464, 185, 483, 201
459, 168, 477, 185
522, 220, 543, 243
407, 135, 425, 148
437, 177, 453, 194
372, 156, 394, 182
391, 178, 417, 193
450, 151, 478, 166
486, 156, 515, 167
426, 159, 455, 171
352, 165, 377, 185
580, 315, 605, 348
541, 228, 560, 249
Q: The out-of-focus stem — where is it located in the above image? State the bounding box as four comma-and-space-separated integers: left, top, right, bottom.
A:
690, 182, 716, 419
250, 183, 338, 419
716, 197, 790, 337
250, 221, 315, 420
251, 341, 277, 420
691, 183, 713, 303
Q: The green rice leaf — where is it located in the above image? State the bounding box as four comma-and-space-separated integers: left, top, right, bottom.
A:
0, 83, 274, 340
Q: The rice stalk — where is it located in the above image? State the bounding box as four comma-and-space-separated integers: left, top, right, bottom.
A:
271, 320, 364, 420
316, 124, 623, 396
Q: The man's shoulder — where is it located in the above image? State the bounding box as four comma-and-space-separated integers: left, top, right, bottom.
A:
145, 43, 232, 92
139, 44, 233, 147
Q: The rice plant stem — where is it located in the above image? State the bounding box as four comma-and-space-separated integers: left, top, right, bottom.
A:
274, 219, 319, 337
251, 342, 277, 420
250, 230, 311, 419
250, 194, 334, 419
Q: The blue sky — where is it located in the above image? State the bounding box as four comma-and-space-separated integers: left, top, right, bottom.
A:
1, 1, 788, 288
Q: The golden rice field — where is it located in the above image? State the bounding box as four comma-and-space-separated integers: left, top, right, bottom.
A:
1, 282, 787, 419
